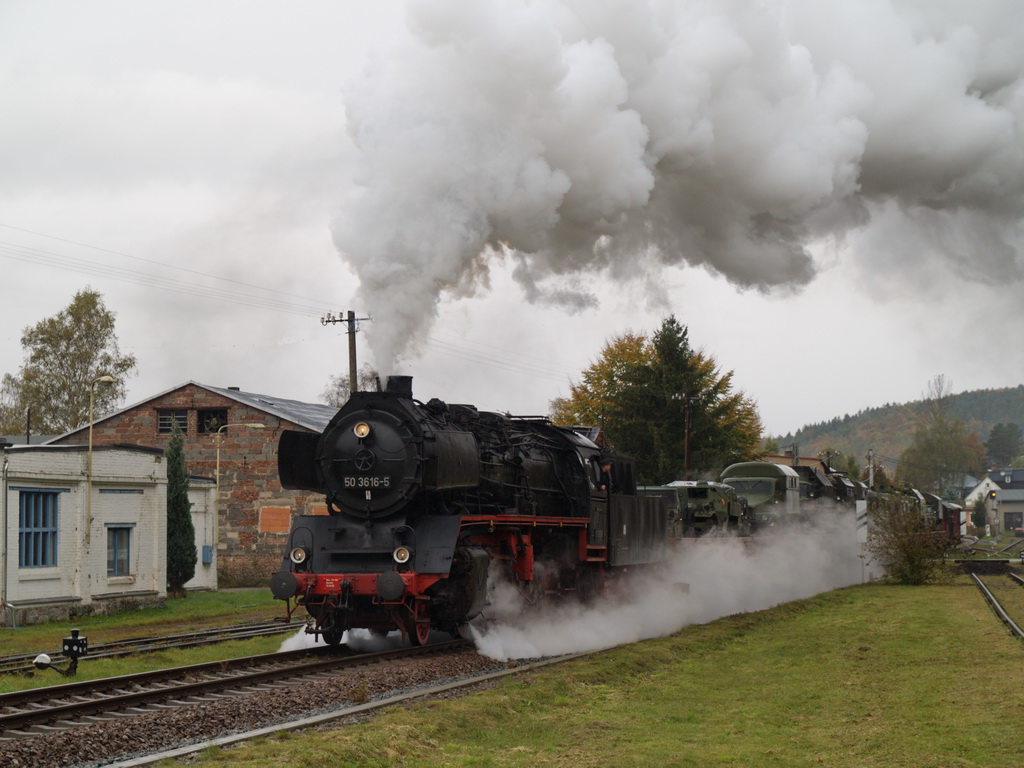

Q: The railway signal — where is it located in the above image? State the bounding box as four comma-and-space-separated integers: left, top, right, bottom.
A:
32, 628, 88, 676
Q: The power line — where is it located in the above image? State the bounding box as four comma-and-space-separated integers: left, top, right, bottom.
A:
0, 222, 328, 307
428, 332, 574, 377
0, 242, 326, 317
424, 336, 573, 382
0, 227, 583, 383
0, 223, 594, 385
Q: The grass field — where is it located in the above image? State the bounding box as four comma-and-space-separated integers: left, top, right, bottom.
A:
0, 588, 287, 693
181, 581, 1024, 768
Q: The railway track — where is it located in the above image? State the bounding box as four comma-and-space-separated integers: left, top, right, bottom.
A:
0, 639, 469, 741
0, 620, 298, 676
971, 571, 1024, 641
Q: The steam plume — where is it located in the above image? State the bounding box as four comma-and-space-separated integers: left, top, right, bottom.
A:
333, 0, 1024, 369
472, 514, 864, 661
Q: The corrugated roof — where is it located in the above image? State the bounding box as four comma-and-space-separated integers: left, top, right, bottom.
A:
203, 385, 338, 432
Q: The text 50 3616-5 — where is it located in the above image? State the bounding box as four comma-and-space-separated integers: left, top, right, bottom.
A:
343, 476, 391, 489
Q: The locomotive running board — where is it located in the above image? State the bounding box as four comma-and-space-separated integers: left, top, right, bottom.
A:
459, 514, 589, 528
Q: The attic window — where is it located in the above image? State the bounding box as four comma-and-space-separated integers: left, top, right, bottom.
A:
157, 410, 188, 434
198, 409, 229, 434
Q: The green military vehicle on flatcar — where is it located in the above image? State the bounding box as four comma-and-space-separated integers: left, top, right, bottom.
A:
641, 480, 751, 537
719, 461, 801, 531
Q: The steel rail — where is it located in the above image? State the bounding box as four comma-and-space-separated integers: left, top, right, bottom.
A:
970, 573, 1024, 641
0, 639, 467, 738
0, 620, 298, 676
116, 650, 592, 767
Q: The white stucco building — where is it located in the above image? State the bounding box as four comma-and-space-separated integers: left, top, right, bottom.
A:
964, 468, 1024, 534
1, 444, 170, 626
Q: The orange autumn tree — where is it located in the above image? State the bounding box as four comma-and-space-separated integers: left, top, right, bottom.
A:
551, 316, 762, 484
550, 332, 648, 430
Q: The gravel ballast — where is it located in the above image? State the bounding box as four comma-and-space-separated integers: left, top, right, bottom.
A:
1, 649, 510, 768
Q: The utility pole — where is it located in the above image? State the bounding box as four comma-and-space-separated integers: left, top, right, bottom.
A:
683, 395, 691, 481
671, 392, 693, 481
321, 311, 371, 393
867, 448, 874, 490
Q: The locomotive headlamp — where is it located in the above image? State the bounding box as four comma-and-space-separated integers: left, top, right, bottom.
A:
289, 547, 309, 565
353, 422, 372, 439
393, 546, 412, 564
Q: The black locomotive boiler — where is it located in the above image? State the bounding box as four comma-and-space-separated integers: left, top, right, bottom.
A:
270, 376, 666, 645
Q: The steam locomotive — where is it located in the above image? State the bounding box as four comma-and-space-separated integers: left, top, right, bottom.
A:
270, 376, 666, 645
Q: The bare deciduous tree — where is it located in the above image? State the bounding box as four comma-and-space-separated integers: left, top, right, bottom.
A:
321, 364, 379, 407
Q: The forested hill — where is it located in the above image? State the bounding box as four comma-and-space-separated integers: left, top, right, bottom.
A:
775, 385, 1024, 465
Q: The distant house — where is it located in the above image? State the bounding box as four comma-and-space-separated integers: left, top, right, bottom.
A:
1, 444, 168, 626
960, 475, 980, 501
964, 468, 1024, 534
47, 383, 338, 587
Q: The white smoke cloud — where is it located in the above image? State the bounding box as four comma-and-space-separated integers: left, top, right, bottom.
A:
332, 0, 1024, 372
278, 626, 435, 652
471, 513, 865, 661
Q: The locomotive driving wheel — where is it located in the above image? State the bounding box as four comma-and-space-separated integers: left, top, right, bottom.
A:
318, 620, 344, 647
404, 601, 431, 646
321, 627, 343, 646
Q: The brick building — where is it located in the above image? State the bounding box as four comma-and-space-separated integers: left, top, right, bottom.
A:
48, 383, 338, 587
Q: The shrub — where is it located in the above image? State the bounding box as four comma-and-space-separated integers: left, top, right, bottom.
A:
866, 493, 953, 585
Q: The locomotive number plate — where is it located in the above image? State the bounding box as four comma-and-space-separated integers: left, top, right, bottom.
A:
343, 475, 391, 489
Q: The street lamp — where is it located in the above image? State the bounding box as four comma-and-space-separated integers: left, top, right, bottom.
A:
214, 423, 266, 563
86, 376, 115, 547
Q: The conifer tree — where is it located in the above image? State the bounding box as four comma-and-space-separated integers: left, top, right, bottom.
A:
986, 423, 1023, 466
551, 316, 762, 483
166, 425, 196, 595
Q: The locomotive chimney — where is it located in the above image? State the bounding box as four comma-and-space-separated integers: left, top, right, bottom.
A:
385, 375, 413, 398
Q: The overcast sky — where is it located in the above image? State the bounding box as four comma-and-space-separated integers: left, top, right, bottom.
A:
2, 0, 1022, 438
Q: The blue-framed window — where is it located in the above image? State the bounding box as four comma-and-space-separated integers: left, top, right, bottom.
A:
107, 525, 133, 576
18, 490, 61, 568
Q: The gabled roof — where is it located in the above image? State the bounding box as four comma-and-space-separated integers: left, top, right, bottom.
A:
202, 384, 338, 432
45, 381, 338, 443
988, 468, 1024, 489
